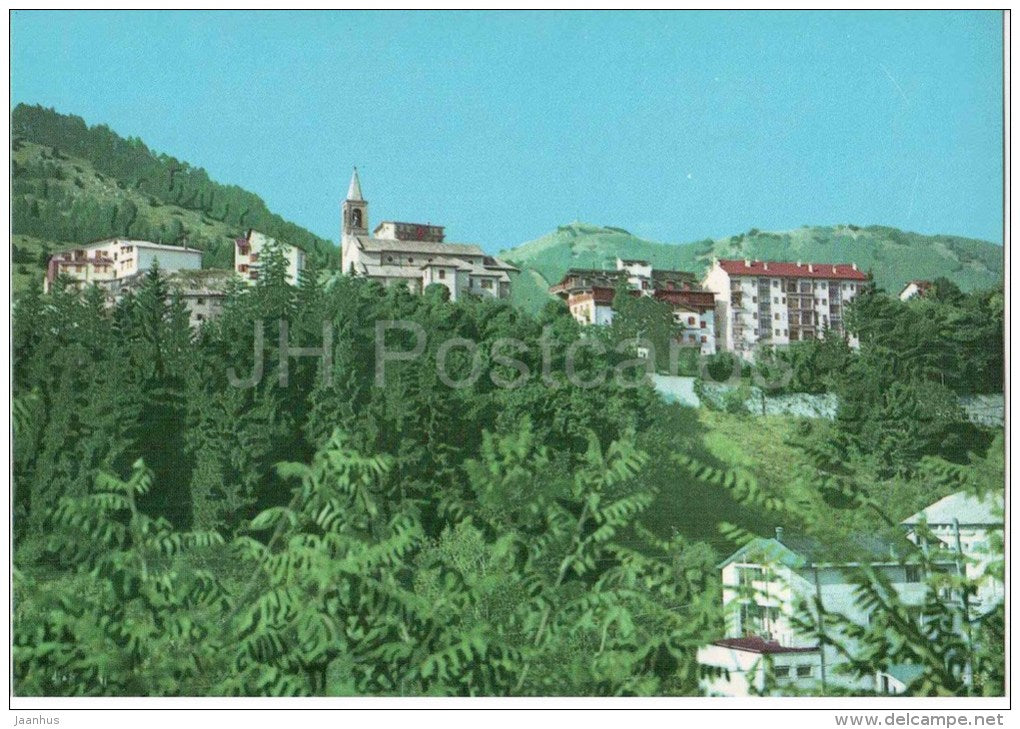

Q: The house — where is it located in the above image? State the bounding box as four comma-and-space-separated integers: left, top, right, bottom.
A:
549, 258, 717, 355
234, 229, 306, 286
164, 269, 232, 328
340, 169, 517, 300
901, 490, 1004, 613
45, 238, 203, 293
700, 258, 868, 360
697, 528, 955, 697
899, 280, 933, 301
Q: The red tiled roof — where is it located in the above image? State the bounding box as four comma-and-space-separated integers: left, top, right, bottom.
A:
713, 637, 819, 655
718, 259, 868, 281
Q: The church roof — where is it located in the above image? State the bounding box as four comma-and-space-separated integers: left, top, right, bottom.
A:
347, 168, 364, 201
355, 236, 487, 257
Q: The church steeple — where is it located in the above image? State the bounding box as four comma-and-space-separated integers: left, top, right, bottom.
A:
346, 167, 364, 201
341, 167, 369, 273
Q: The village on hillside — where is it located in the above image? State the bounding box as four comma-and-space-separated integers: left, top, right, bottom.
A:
27, 168, 1005, 699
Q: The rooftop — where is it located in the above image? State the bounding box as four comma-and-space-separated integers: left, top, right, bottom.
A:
712, 637, 819, 655
902, 491, 1003, 528
355, 236, 486, 257
717, 258, 868, 281
62, 238, 202, 255
719, 530, 929, 570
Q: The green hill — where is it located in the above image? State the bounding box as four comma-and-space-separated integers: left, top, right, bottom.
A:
501, 222, 1003, 313
11, 104, 337, 293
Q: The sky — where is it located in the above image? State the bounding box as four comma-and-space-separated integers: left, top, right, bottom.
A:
11, 10, 1005, 251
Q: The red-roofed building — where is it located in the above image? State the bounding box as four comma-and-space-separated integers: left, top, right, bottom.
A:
550, 258, 717, 354
701, 258, 868, 359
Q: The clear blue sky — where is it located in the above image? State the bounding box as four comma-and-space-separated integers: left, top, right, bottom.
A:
11, 10, 1004, 251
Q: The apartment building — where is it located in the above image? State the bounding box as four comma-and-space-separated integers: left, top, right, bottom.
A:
701, 259, 868, 359
45, 238, 203, 293
234, 229, 306, 286
550, 258, 717, 355
340, 169, 517, 300
697, 528, 956, 697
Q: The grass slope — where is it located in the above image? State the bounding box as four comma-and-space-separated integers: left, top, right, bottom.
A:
502, 222, 1003, 314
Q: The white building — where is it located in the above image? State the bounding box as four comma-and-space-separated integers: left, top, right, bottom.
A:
697, 529, 954, 697
899, 280, 933, 301
902, 491, 1004, 613
234, 229, 306, 286
701, 258, 868, 360
340, 169, 517, 300
550, 258, 717, 355
45, 238, 203, 293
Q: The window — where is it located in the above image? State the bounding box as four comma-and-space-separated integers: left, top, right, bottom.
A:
774, 329, 780, 337
386, 256, 394, 262
700, 335, 706, 343
688, 316, 696, 326
196, 314, 204, 322
238, 264, 249, 273
700, 321, 706, 328
482, 279, 492, 289
772, 280, 779, 288
783, 329, 787, 336
905, 565, 922, 583
774, 666, 790, 679
737, 566, 765, 586
774, 313, 780, 320
408, 258, 414, 264
438, 269, 446, 280
197, 297, 205, 305
773, 297, 779, 304
796, 665, 812, 678
752, 296, 757, 303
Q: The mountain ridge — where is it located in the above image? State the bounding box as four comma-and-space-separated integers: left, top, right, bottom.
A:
500, 222, 1003, 313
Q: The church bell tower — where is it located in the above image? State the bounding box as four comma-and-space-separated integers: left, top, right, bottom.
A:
341, 167, 368, 272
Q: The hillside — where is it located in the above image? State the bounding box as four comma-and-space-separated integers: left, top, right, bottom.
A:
11, 104, 336, 293
502, 222, 1003, 313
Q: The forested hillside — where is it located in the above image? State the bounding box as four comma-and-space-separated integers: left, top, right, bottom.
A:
12, 258, 1004, 695
11, 104, 336, 291
502, 222, 1003, 313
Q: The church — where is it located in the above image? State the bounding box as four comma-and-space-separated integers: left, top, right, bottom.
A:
340, 169, 518, 300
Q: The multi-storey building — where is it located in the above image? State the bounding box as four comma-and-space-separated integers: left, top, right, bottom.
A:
45, 238, 203, 293
234, 229, 306, 286
697, 528, 956, 697
701, 259, 868, 359
550, 259, 717, 355
340, 169, 517, 300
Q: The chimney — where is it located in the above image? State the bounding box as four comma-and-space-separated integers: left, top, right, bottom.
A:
832, 265, 837, 274
808, 264, 814, 273
744, 258, 751, 268
775, 526, 784, 543
763, 261, 769, 271
796, 260, 802, 267
851, 262, 858, 271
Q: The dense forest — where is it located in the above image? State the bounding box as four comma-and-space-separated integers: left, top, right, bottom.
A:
12, 236, 1004, 696
10, 104, 336, 285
